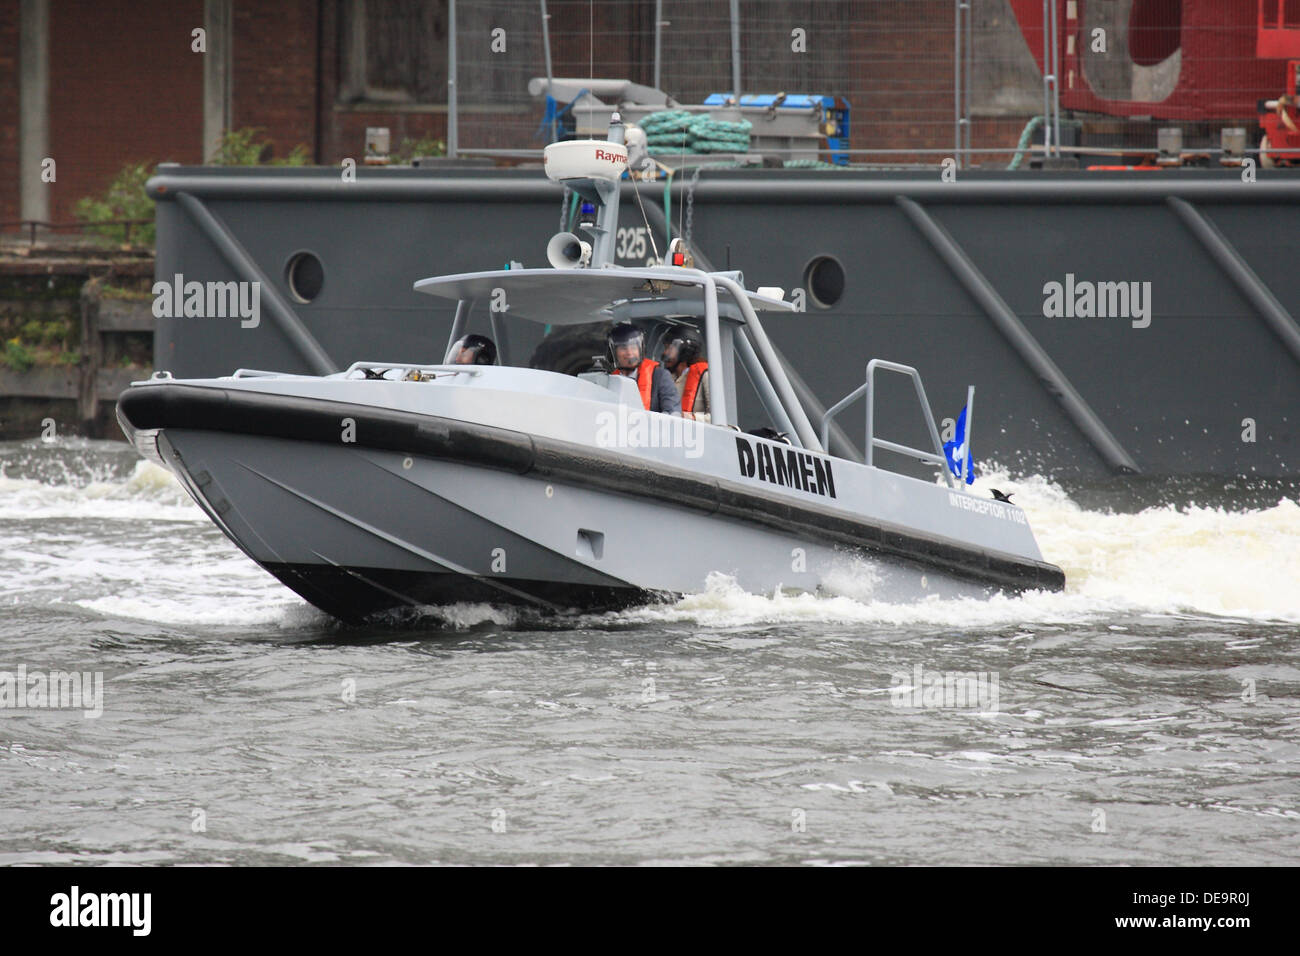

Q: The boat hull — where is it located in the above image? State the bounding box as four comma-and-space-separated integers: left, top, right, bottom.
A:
119, 382, 1064, 622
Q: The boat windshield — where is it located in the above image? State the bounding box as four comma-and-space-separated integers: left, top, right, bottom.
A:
412, 265, 816, 449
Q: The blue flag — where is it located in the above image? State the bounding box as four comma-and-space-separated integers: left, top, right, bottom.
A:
943, 406, 976, 485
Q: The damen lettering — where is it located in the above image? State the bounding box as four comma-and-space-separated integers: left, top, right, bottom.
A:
735, 435, 836, 498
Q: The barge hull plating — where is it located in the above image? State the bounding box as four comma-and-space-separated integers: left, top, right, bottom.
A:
146, 167, 1300, 481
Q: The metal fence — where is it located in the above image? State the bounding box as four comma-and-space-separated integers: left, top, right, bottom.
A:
435, 0, 1293, 167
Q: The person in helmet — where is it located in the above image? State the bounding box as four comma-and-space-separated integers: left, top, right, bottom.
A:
660, 325, 710, 423
445, 333, 497, 366
607, 323, 680, 414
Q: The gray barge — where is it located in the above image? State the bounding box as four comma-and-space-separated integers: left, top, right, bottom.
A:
146, 163, 1300, 484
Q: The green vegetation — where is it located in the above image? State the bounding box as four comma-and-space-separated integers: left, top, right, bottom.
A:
0, 276, 157, 372
72, 161, 156, 246
208, 127, 311, 166
71, 128, 313, 250
20, 317, 73, 350
2, 338, 36, 373
391, 136, 447, 164
101, 282, 153, 300
0, 275, 80, 372
0, 310, 79, 370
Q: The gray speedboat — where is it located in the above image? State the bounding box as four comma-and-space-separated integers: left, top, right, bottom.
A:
117, 118, 1064, 622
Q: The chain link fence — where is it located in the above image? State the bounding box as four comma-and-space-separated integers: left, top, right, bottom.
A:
359, 0, 1291, 167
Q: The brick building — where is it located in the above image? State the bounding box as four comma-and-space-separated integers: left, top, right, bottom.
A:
1, 0, 1052, 233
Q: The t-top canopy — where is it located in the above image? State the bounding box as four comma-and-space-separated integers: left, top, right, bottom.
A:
412, 267, 794, 326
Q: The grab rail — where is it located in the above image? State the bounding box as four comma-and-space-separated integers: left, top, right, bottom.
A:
821, 359, 964, 490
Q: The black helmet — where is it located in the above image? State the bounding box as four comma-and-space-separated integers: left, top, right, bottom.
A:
607, 323, 645, 370
662, 325, 704, 368
446, 333, 497, 366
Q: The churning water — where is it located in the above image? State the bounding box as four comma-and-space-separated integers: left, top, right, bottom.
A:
1, 438, 1297, 865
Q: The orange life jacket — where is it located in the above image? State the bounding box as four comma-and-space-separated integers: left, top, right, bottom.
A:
616, 358, 660, 410
680, 362, 708, 415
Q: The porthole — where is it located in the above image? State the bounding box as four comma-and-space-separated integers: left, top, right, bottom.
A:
804, 255, 845, 309
286, 251, 325, 303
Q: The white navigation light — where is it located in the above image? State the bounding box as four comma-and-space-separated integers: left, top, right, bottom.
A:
544, 140, 628, 183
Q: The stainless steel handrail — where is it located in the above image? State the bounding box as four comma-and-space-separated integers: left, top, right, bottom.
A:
821, 359, 962, 490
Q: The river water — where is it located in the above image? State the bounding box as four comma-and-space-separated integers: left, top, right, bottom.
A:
1, 438, 1297, 865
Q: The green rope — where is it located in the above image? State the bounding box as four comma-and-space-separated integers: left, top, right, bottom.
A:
1008, 116, 1045, 170
566, 190, 580, 232
782, 159, 850, 169
641, 110, 753, 155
